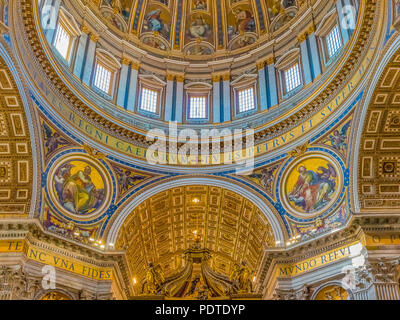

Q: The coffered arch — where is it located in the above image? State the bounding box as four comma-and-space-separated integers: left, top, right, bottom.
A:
355, 43, 400, 213
107, 176, 286, 247
113, 183, 280, 291
0, 49, 38, 217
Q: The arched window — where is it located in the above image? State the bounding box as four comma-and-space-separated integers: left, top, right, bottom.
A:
189, 96, 207, 119
184, 82, 211, 122
316, 10, 344, 66
231, 74, 258, 117
137, 75, 166, 117
275, 49, 303, 98
140, 87, 159, 113
92, 49, 121, 97
52, 8, 80, 64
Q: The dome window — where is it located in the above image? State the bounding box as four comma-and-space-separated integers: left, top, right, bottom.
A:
237, 87, 256, 113
91, 49, 121, 98
140, 87, 159, 114
284, 63, 302, 94
53, 22, 72, 60
326, 25, 343, 59
93, 62, 113, 95
50, 8, 81, 64
189, 96, 207, 119
316, 9, 344, 66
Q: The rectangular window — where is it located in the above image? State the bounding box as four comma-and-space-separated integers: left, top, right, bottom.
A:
326, 25, 343, 58
189, 96, 207, 119
53, 23, 71, 60
284, 63, 301, 93
140, 88, 158, 113
238, 87, 256, 113
93, 63, 112, 94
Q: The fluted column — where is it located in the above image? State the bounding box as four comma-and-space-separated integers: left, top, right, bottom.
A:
164, 74, 175, 122
369, 257, 400, 300
175, 75, 184, 123
266, 57, 278, 108
73, 26, 89, 79
126, 62, 140, 112
222, 74, 231, 122
257, 61, 268, 111
352, 257, 400, 300
212, 75, 221, 123
82, 33, 98, 86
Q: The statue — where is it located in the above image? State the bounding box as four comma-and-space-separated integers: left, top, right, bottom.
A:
237, 262, 253, 293
142, 263, 165, 294
230, 261, 253, 294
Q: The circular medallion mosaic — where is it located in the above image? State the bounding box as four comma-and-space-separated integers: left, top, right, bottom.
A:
47, 154, 112, 219
280, 153, 343, 219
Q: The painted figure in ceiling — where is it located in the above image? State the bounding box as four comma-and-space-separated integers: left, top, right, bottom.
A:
102, 0, 131, 20
189, 15, 210, 39
193, 0, 207, 10
326, 121, 351, 151
113, 166, 146, 194
143, 8, 171, 40
186, 43, 212, 55
42, 122, 69, 154
266, 0, 283, 20
145, 9, 164, 32
101, 10, 126, 31
235, 9, 256, 34
228, 8, 256, 42
249, 165, 278, 193
54, 163, 105, 214
288, 164, 337, 213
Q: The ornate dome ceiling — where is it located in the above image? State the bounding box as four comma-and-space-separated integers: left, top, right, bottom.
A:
89, 0, 305, 60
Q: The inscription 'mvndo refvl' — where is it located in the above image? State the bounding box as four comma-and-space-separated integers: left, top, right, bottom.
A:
277, 242, 361, 277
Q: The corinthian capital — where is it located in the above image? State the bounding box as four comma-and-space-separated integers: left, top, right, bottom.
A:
369, 257, 400, 283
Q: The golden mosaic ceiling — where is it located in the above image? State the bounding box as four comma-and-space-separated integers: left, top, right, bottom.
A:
116, 185, 275, 287
0, 56, 33, 217
358, 49, 400, 212
89, 0, 308, 59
